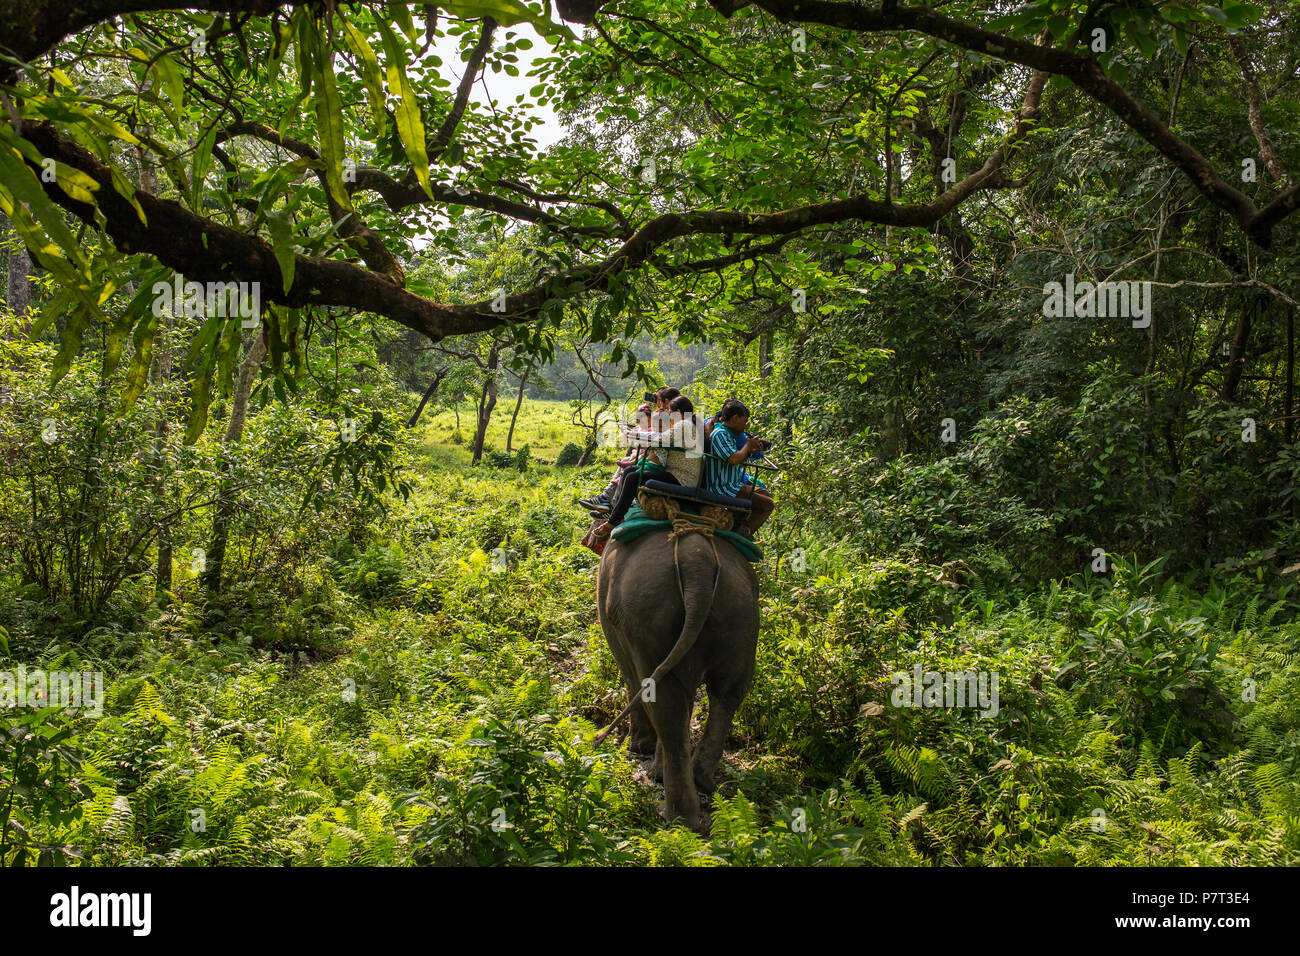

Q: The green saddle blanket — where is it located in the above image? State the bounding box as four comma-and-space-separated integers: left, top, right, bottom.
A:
610, 500, 764, 562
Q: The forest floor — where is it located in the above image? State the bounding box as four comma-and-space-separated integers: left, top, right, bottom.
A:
4, 399, 1299, 866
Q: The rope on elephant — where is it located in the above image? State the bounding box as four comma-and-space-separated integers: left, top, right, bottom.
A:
637, 487, 724, 617
636, 489, 733, 542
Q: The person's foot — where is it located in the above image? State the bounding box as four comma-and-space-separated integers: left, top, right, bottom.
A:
577, 493, 612, 511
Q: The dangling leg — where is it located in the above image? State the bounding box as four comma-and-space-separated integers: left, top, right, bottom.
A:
606, 469, 642, 527
628, 691, 657, 757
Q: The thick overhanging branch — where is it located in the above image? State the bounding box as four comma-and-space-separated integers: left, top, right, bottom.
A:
211, 122, 405, 281
214, 120, 621, 240
0, 0, 316, 75
715, 0, 1293, 247
18, 66, 1043, 341
5, 1, 1297, 246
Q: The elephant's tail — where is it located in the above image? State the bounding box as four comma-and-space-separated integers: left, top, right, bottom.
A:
593, 536, 722, 746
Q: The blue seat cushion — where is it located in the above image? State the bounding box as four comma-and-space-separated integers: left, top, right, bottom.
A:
642, 478, 751, 511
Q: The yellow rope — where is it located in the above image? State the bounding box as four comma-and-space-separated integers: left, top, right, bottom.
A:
637, 489, 733, 541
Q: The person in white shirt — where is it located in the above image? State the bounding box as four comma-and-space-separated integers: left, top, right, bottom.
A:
587, 396, 703, 552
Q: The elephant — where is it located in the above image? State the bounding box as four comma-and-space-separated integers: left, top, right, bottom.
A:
595, 526, 759, 834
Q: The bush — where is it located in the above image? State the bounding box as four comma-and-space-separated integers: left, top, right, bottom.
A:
398, 715, 638, 865
330, 541, 411, 605
0, 702, 94, 866
555, 442, 584, 467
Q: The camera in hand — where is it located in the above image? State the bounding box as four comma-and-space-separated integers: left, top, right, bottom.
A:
643, 391, 658, 402
753, 437, 773, 451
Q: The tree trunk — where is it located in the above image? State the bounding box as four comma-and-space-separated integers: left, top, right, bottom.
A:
506, 367, 528, 452
1287, 306, 1295, 445
470, 343, 499, 464
407, 370, 445, 427
5, 242, 32, 333
148, 282, 177, 602
759, 329, 773, 380
203, 334, 267, 596
574, 404, 608, 467
1222, 296, 1260, 402
132, 142, 179, 602
575, 435, 598, 468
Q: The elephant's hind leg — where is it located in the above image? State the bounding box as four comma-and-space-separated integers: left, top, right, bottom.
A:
646, 680, 706, 834
692, 671, 748, 795
628, 685, 657, 757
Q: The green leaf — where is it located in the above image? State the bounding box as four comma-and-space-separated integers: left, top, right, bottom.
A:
27, 286, 72, 342
375, 18, 433, 200
118, 308, 158, 409
214, 314, 244, 398
103, 268, 166, 375
50, 301, 93, 384
0, 128, 92, 275
305, 17, 353, 210
438, 0, 577, 40
266, 211, 297, 293
184, 332, 220, 444
340, 17, 388, 139
266, 18, 293, 85
110, 165, 147, 225
185, 312, 224, 367
61, 103, 143, 148
151, 53, 185, 127
252, 158, 315, 223
190, 127, 215, 210
51, 161, 100, 205
1172, 25, 1189, 56
390, 0, 418, 41
1219, 1, 1263, 26
1124, 19, 1156, 58
295, 8, 315, 100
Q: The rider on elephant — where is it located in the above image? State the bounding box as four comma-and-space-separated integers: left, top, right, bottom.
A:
705, 398, 775, 539
587, 396, 702, 553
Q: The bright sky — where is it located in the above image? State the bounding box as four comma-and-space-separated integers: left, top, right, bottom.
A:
428, 21, 566, 153
401, 21, 566, 251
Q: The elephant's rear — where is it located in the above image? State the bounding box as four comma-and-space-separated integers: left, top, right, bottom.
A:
597, 532, 758, 685
596, 530, 760, 831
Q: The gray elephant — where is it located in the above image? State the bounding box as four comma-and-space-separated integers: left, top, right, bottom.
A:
595, 528, 759, 834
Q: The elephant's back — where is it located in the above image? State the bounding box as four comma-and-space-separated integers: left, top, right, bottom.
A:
598, 531, 759, 631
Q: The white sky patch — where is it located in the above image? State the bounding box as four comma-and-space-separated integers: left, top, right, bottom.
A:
428, 21, 564, 152
402, 20, 565, 254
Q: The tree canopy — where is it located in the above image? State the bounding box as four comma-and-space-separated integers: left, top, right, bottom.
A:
2, 1, 1295, 427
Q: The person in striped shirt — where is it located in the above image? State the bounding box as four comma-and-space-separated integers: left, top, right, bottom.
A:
706, 398, 775, 538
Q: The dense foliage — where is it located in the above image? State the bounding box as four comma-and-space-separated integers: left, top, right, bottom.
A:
2, 0, 1299, 866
